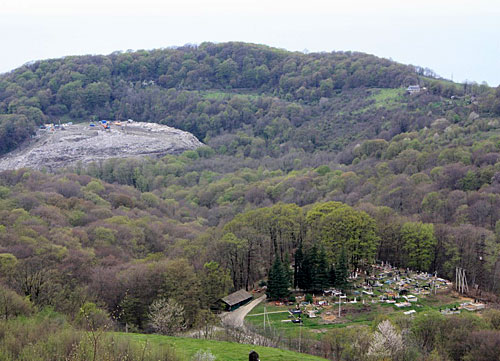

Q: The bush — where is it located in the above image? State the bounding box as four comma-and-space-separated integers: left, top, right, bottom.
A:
484, 309, 500, 330
463, 330, 500, 361
191, 350, 216, 361
76, 302, 112, 331
0, 285, 32, 320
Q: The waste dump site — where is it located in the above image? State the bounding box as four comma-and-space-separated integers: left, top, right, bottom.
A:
0, 120, 203, 171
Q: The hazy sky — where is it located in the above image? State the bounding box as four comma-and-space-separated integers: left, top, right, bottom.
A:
1, 0, 499, 85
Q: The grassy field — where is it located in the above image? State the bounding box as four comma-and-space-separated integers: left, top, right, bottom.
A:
370, 88, 405, 108
200, 90, 263, 101
350, 88, 405, 116
115, 333, 328, 361
246, 301, 377, 338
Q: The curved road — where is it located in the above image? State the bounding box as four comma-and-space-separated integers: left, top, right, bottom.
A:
220, 294, 267, 328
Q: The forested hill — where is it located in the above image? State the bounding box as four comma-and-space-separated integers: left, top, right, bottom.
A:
3, 42, 500, 360
2, 41, 499, 157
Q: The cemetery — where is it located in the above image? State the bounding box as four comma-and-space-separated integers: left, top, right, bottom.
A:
246, 262, 486, 337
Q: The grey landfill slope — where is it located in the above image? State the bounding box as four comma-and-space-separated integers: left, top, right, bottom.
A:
0, 122, 203, 171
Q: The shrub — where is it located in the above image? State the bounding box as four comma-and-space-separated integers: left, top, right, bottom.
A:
192, 350, 216, 361
149, 298, 186, 336
305, 294, 313, 303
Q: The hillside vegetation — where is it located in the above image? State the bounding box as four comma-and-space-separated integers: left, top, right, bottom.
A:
1, 42, 500, 360
2, 42, 499, 156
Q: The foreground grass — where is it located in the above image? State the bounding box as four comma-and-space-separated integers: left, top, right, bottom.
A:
115, 332, 328, 361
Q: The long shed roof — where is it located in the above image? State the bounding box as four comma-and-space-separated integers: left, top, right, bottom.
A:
221, 289, 253, 306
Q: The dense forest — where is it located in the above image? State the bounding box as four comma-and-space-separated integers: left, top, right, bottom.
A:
1, 42, 499, 156
1, 42, 500, 360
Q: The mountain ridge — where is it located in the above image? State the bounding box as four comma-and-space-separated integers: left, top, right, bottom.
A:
4, 41, 492, 159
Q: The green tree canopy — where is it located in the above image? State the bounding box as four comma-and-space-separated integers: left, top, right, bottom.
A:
401, 221, 437, 272
307, 202, 379, 270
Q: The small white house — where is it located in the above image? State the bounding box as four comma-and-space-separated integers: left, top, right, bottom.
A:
407, 85, 421, 94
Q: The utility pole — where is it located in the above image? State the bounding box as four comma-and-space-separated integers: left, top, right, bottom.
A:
262, 307, 271, 333
298, 318, 302, 353
455, 267, 469, 294
338, 295, 346, 318
462, 268, 466, 293
263, 307, 266, 331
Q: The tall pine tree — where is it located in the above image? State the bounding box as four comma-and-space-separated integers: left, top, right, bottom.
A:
294, 242, 304, 289
267, 256, 290, 300
300, 245, 316, 290
314, 246, 330, 292
283, 253, 293, 288
335, 246, 349, 290
296, 244, 330, 293
329, 264, 336, 287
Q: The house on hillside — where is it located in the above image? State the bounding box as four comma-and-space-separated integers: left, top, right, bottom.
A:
221, 289, 253, 311
407, 85, 421, 94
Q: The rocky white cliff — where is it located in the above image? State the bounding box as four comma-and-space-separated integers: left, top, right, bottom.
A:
0, 121, 203, 171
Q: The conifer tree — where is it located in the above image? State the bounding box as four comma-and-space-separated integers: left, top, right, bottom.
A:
294, 242, 304, 289
298, 246, 311, 290
267, 256, 290, 300
329, 264, 336, 288
283, 253, 293, 289
297, 244, 330, 292
335, 246, 349, 290
315, 246, 330, 291
301, 245, 316, 290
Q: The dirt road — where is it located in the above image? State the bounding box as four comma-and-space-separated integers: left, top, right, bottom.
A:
220, 294, 267, 328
